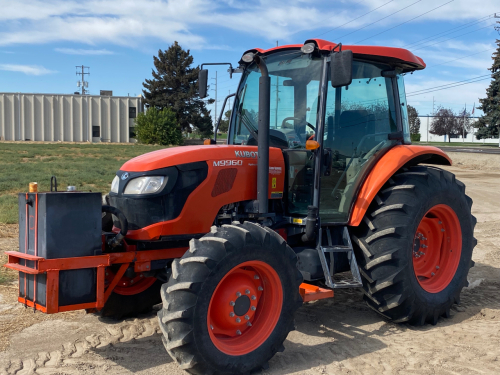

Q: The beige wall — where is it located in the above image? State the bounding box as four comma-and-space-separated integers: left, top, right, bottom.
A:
0, 93, 142, 143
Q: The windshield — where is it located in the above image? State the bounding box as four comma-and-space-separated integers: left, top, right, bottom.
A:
230, 50, 323, 149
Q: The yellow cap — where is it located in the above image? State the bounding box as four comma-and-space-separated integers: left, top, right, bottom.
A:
29, 182, 38, 193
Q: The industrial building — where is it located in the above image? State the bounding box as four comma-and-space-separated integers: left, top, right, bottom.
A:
0, 92, 142, 143
418, 115, 499, 144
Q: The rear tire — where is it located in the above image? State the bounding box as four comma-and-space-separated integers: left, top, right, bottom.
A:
158, 222, 303, 375
352, 165, 476, 325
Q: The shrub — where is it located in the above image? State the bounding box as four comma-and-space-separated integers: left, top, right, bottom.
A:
135, 107, 183, 145
410, 133, 421, 142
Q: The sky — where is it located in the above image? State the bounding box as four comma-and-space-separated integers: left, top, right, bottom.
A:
0, 0, 499, 121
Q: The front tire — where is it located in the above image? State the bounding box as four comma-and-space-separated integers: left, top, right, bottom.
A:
158, 222, 303, 374
352, 166, 476, 325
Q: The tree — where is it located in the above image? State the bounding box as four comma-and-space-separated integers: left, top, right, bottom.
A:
142, 41, 214, 137
430, 107, 461, 142
134, 107, 183, 145
407, 104, 421, 135
475, 33, 500, 140
218, 110, 232, 133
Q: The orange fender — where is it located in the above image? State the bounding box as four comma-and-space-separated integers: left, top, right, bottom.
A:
348, 145, 451, 227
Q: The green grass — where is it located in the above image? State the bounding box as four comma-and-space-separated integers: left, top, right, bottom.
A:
0, 142, 167, 224
414, 141, 499, 147
0, 254, 16, 284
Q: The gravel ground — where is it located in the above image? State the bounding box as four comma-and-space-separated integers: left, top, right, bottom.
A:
0, 153, 499, 375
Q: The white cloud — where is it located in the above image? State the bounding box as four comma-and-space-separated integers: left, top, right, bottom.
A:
0, 0, 497, 50
0, 64, 56, 75
55, 48, 115, 55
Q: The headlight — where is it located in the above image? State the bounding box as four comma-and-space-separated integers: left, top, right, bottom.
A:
124, 176, 165, 195
110, 175, 119, 193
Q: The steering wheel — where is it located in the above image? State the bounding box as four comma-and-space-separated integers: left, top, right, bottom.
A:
281, 117, 315, 131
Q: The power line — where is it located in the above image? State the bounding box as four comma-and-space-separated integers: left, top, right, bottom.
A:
403, 13, 496, 48
408, 73, 494, 94
290, 0, 367, 37
316, 0, 394, 38
406, 71, 499, 97
334, 0, 423, 41
411, 22, 497, 51
353, 0, 453, 44
425, 48, 494, 69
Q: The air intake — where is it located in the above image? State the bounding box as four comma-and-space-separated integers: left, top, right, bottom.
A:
212, 168, 238, 197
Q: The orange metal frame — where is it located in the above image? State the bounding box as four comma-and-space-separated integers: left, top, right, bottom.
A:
4, 246, 187, 314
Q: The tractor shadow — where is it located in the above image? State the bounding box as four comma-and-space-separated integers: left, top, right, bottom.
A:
267, 262, 500, 374
87, 263, 499, 374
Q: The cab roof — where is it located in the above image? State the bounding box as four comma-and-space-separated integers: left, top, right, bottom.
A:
243, 38, 425, 72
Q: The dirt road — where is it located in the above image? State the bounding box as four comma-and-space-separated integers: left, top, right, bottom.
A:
0, 156, 499, 375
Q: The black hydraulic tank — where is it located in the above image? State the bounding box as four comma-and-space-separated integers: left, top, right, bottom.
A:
18, 192, 101, 306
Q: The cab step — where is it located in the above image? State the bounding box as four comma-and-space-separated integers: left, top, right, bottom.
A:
317, 226, 362, 289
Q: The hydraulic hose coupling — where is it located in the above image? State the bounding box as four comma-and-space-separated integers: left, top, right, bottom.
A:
302, 205, 318, 243
102, 205, 129, 248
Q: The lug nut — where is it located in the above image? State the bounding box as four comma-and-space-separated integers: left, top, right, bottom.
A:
245, 289, 250, 294
431, 272, 435, 276
251, 295, 256, 300
236, 318, 241, 323
230, 312, 235, 317
254, 275, 259, 279
441, 229, 445, 232
230, 301, 235, 306
245, 315, 250, 320
236, 330, 241, 335
210, 325, 213, 330
421, 244, 427, 248
247, 322, 252, 327
438, 221, 442, 225
251, 306, 256, 311
236, 292, 241, 297
436, 266, 440, 270
258, 286, 263, 291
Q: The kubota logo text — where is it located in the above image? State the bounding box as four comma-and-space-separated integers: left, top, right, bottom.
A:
235, 150, 258, 158
213, 160, 243, 167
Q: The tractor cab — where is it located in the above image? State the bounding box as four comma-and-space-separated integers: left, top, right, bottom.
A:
202, 40, 420, 223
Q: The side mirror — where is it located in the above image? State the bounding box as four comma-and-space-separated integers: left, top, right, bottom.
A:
199, 69, 208, 98
331, 50, 353, 88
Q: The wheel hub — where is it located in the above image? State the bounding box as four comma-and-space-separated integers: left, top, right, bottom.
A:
234, 295, 251, 316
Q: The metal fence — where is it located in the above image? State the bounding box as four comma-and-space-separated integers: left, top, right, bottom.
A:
0, 93, 143, 143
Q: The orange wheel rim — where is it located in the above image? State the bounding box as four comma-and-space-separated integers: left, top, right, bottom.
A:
413, 204, 462, 293
207, 260, 283, 356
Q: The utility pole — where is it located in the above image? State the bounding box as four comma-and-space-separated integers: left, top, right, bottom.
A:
462, 103, 466, 143
76, 65, 90, 95
212, 71, 218, 124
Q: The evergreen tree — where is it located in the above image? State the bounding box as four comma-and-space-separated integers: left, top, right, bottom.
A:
476, 31, 500, 140
142, 42, 214, 137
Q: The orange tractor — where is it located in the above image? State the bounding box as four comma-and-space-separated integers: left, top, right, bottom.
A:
5, 39, 475, 374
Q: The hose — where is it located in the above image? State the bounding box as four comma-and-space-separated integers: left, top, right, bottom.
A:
102, 205, 128, 248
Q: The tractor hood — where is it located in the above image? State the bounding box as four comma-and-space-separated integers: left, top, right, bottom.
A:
121, 145, 284, 172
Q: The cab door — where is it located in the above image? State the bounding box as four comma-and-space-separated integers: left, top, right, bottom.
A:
319, 60, 400, 223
